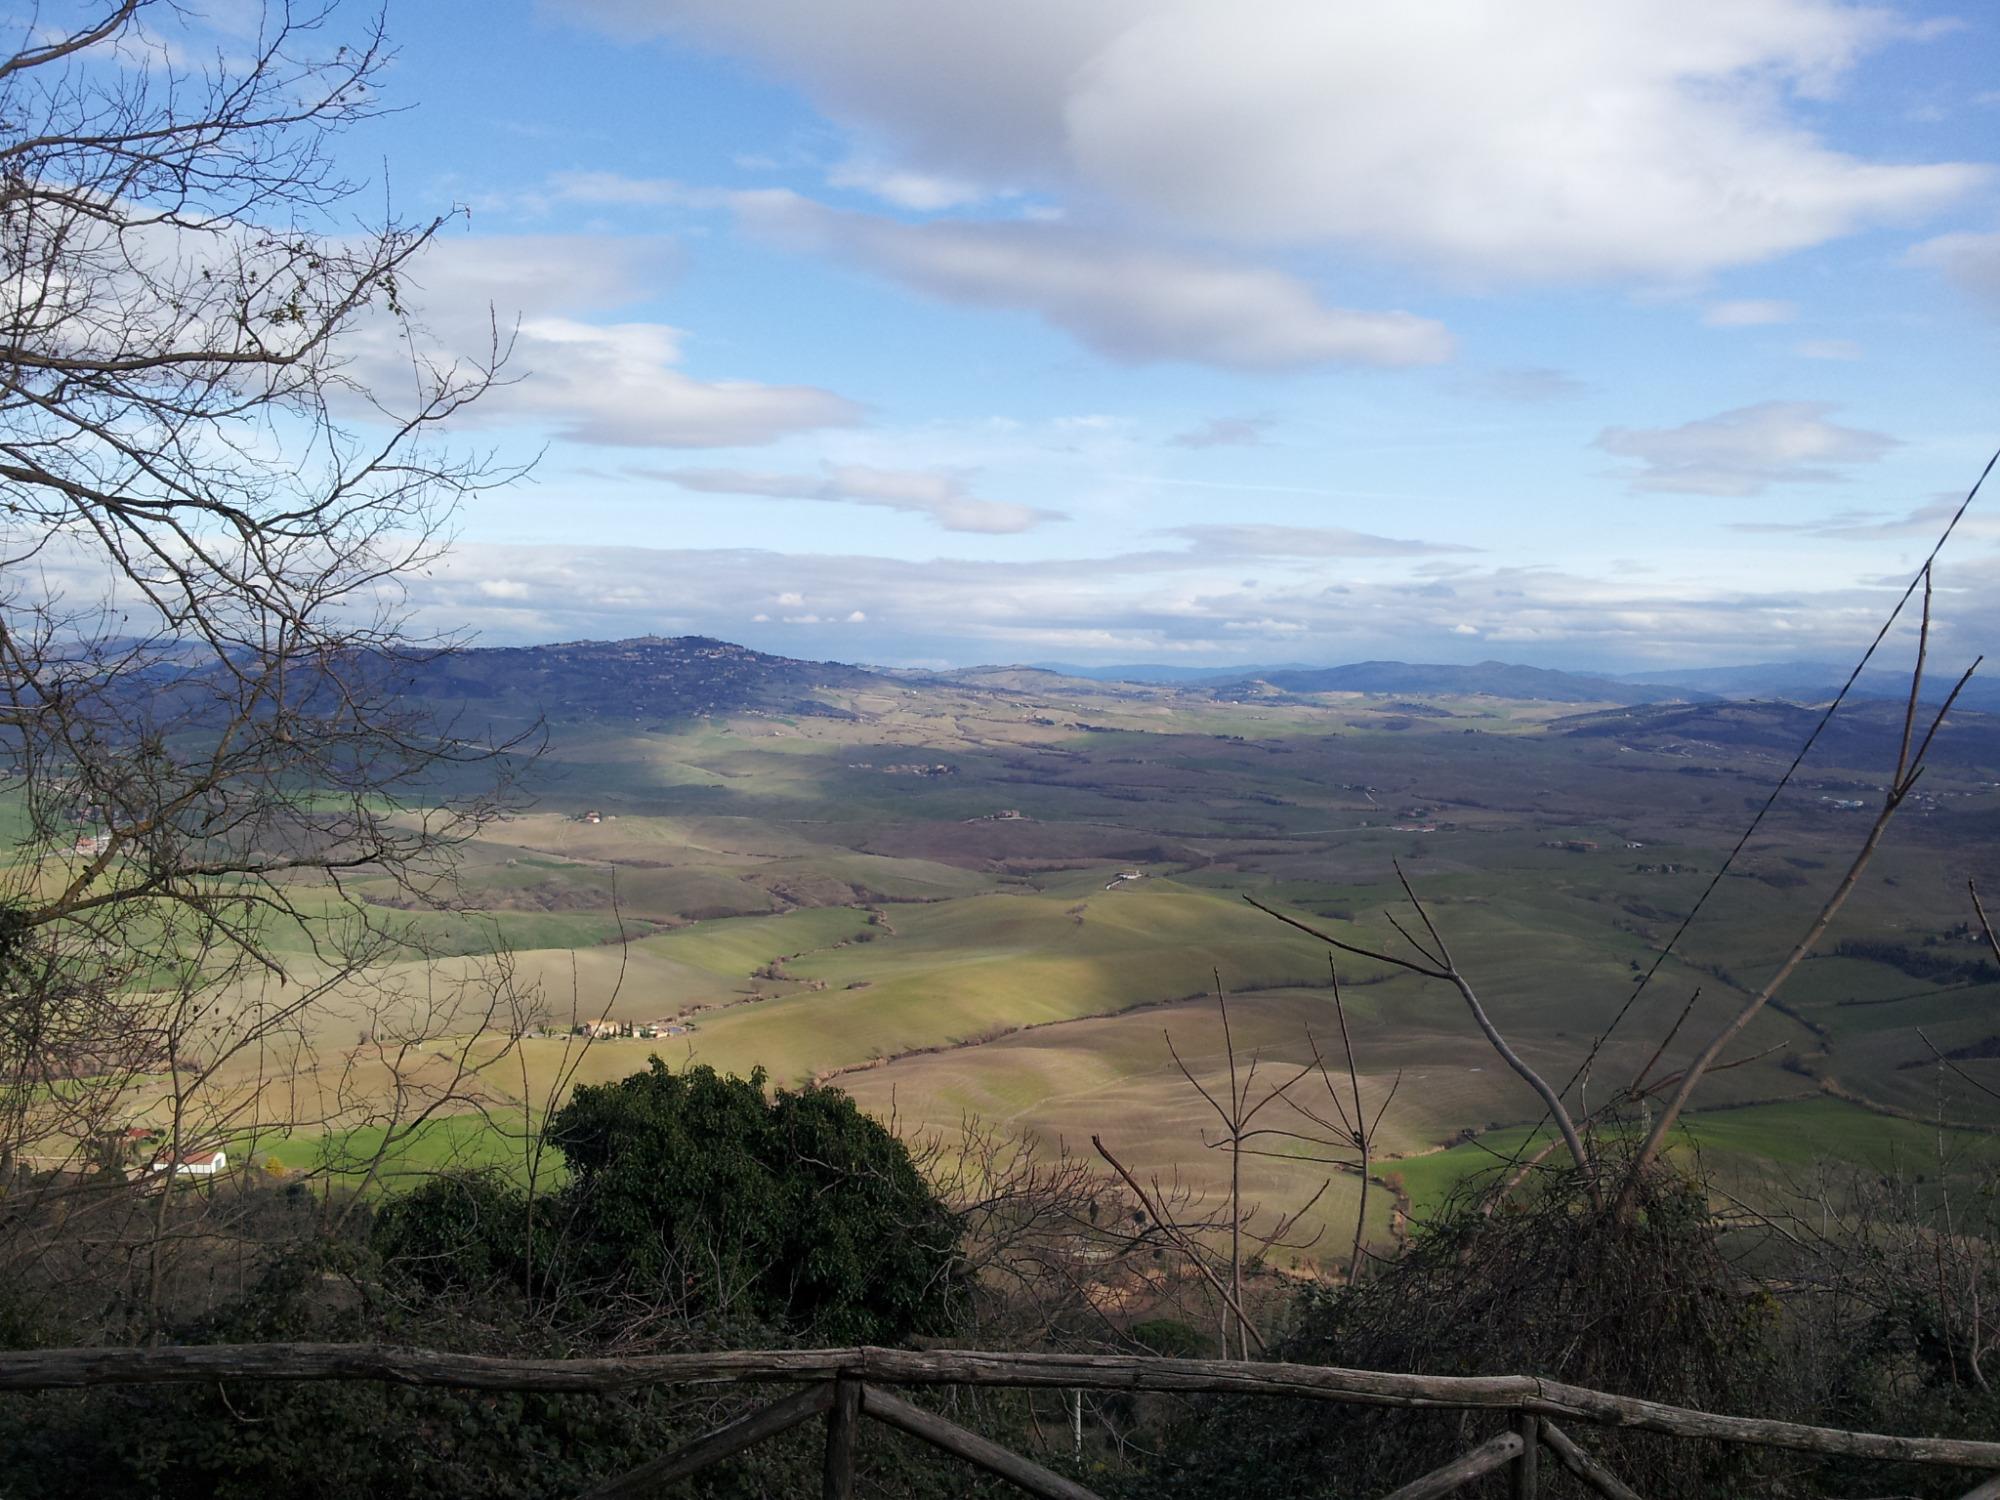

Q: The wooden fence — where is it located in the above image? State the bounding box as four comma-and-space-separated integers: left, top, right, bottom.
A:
4, 1343, 2000, 1499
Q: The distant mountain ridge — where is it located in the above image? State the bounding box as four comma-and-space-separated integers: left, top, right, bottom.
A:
1207, 659, 1702, 704
394, 635, 882, 722
374, 636, 1998, 726
1620, 661, 2000, 715
1618, 661, 1853, 697
389, 641, 1695, 719
1555, 697, 2000, 771
1006, 655, 2000, 715
1028, 661, 1314, 685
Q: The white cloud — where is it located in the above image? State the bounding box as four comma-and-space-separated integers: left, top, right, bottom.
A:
1068, 3, 1978, 277
1221, 617, 1307, 633
559, 0, 1984, 281
354, 235, 861, 448
737, 191, 1452, 369
826, 158, 993, 211
1703, 299, 1798, 326
1450, 367, 1589, 402
1908, 230, 2000, 302
552, 0, 1142, 181
547, 170, 694, 207
466, 170, 702, 221
1165, 524, 1476, 559
1728, 496, 1999, 541
1169, 416, 1272, 449
648, 463, 1064, 534
1596, 400, 1897, 495
400, 232, 670, 314
505, 319, 861, 446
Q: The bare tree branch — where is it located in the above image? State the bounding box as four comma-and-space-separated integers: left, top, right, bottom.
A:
1245, 871, 1596, 1202
1620, 567, 1978, 1209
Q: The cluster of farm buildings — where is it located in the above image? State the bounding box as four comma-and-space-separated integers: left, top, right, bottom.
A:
570, 1017, 691, 1040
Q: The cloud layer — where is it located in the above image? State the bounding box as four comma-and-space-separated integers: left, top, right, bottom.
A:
360, 235, 861, 448
1909, 231, 2000, 303
738, 192, 1452, 369
563, 0, 1982, 280
647, 463, 1064, 533
1596, 401, 1897, 495
407, 535, 1995, 668
1165, 524, 1475, 559
1169, 416, 1272, 449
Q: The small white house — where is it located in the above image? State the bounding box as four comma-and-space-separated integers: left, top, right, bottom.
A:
144, 1148, 227, 1179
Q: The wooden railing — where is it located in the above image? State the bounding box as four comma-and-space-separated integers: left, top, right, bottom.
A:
5, 1343, 2000, 1499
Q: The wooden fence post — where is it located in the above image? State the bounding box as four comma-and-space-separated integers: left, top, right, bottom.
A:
1538, 1421, 1647, 1500
859, 1384, 1105, 1500
1513, 1412, 1540, 1500
823, 1375, 861, 1500
1380, 1430, 1525, 1500
579, 1383, 835, 1500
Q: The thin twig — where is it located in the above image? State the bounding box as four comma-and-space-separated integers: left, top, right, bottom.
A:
1091, 1136, 1268, 1354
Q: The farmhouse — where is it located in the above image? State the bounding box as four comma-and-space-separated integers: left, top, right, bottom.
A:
572, 1018, 670, 1040
142, 1148, 227, 1179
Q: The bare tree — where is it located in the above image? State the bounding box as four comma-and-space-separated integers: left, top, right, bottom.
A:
1247, 865, 1596, 1202
1283, 968, 1400, 1282
0, 1, 531, 1331
1244, 533, 1987, 1224
1619, 569, 1978, 1206
1089, 972, 1407, 1357
1971, 878, 2000, 973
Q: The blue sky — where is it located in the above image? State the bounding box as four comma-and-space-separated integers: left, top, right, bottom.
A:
152, 3, 2000, 666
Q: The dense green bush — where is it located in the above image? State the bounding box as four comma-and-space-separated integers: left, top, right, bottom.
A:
377, 1061, 965, 1345
374, 1167, 545, 1300
543, 1060, 965, 1343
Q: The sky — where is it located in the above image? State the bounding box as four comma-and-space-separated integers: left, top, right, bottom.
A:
88, 3, 2000, 667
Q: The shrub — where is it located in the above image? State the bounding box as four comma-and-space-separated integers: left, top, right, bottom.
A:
374, 1061, 966, 1347
543, 1061, 965, 1344
1141, 1148, 1774, 1498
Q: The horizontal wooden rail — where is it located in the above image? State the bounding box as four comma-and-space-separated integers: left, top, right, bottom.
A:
2, 1343, 1999, 1472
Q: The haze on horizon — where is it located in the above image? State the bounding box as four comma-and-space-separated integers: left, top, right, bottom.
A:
106, 0, 2000, 674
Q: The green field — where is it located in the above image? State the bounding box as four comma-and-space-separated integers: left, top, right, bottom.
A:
1391, 1097, 2000, 1221
53, 665, 2000, 1246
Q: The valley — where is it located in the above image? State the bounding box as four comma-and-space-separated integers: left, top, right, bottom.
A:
188, 637, 2000, 1263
